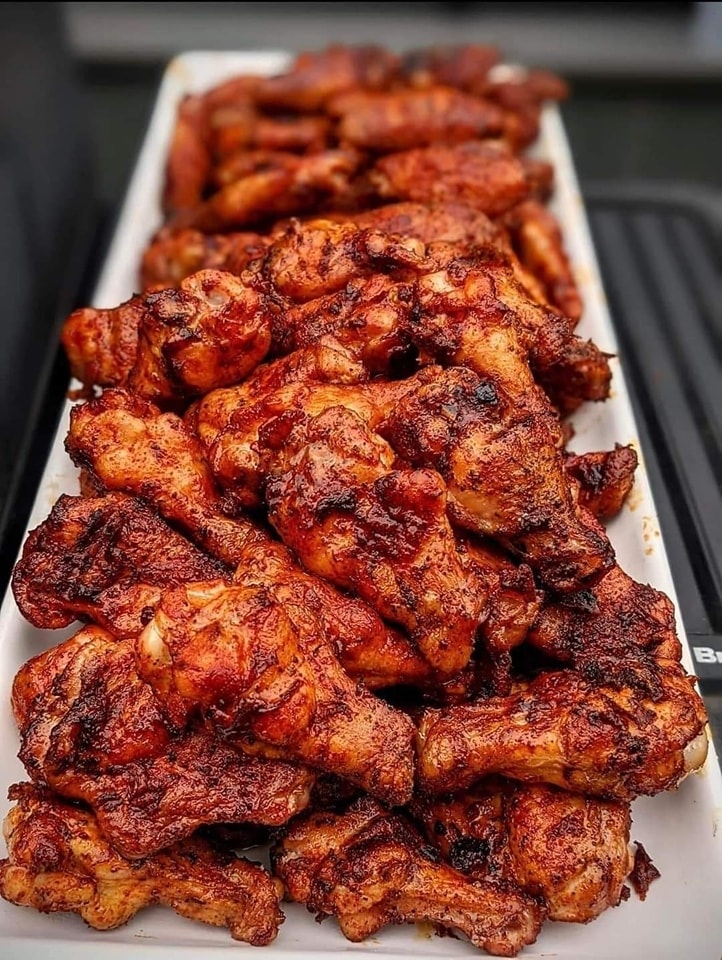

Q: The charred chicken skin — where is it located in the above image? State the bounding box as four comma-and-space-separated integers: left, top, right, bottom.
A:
272, 796, 543, 957
12, 627, 314, 857
0, 784, 283, 944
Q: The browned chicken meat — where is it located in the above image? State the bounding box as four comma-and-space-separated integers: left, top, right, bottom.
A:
417, 660, 708, 800
163, 93, 211, 214
258, 405, 485, 677
62, 296, 144, 390
412, 779, 634, 923
12, 492, 228, 636
272, 796, 544, 957
0, 783, 283, 944
566, 444, 638, 520
401, 44, 500, 90
138, 580, 416, 805
12, 627, 314, 857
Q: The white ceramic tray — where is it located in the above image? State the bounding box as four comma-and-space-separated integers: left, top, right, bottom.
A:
1, 52, 721, 960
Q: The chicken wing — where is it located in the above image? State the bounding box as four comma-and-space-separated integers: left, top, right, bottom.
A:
329, 86, 504, 151
255, 45, 400, 111
413, 779, 634, 923
379, 365, 614, 591
370, 141, 532, 217
163, 94, 210, 214
258, 405, 485, 677
62, 296, 144, 391
65, 388, 268, 566
528, 564, 683, 681
137, 580, 416, 805
12, 627, 314, 857
0, 783, 283, 944
417, 660, 708, 800
272, 796, 543, 957
402, 44, 500, 90
140, 227, 269, 291
566, 444, 638, 520
12, 492, 228, 636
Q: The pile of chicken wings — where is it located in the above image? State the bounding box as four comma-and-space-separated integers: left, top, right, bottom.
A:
1, 44, 708, 956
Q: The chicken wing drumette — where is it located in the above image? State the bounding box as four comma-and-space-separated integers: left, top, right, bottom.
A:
0, 784, 283, 944
12, 627, 314, 858
417, 661, 708, 800
272, 796, 543, 957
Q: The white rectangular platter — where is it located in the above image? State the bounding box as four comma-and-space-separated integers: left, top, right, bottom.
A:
1, 51, 722, 960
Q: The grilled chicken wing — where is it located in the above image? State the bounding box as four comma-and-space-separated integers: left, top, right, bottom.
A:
163, 94, 210, 215
12, 627, 314, 857
379, 365, 614, 591
138, 580, 416, 805
258, 405, 485, 677
12, 492, 228, 636
413, 780, 634, 923
528, 564, 683, 682
566, 444, 638, 520
256, 45, 400, 111
62, 297, 144, 391
272, 796, 543, 957
0, 783, 283, 944
329, 86, 504, 151
370, 141, 531, 217
65, 388, 268, 566
402, 44, 500, 90
141, 227, 269, 291
502, 199, 582, 321
417, 660, 708, 800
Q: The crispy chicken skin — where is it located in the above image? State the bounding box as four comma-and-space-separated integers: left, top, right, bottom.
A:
371, 141, 532, 217
258, 406, 485, 677
329, 86, 504, 150
413, 780, 634, 922
138, 581, 416, 805
12, 493, 228, 635
401, 44, 500, 90
0, 784, 283, 944
566, 444, 638, 520
272, 796, 543, 957
417, 661, 708, 800
11, 628, 314, 857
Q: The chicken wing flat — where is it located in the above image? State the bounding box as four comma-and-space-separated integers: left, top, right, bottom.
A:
417, 660, 708, 800
566, 444, 638, 520
272, 796, 543, 957
140, 227, 269, 291
62, 296, 144, 390
329, 86, 504, 151
413, 779, 634, 923
401, 44, 500, 90
258, 406, 485, 677
210, 114, 330, 163
255, 45, 400, 111
138, 580, 416, 805
12, 627, 314, 857
0, 783, 283, 944
370, 141, 532, 217
163, 94, 211, 215
65, 388, 268, 566
186, 149, 360, 232
12, 492, 228, 636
